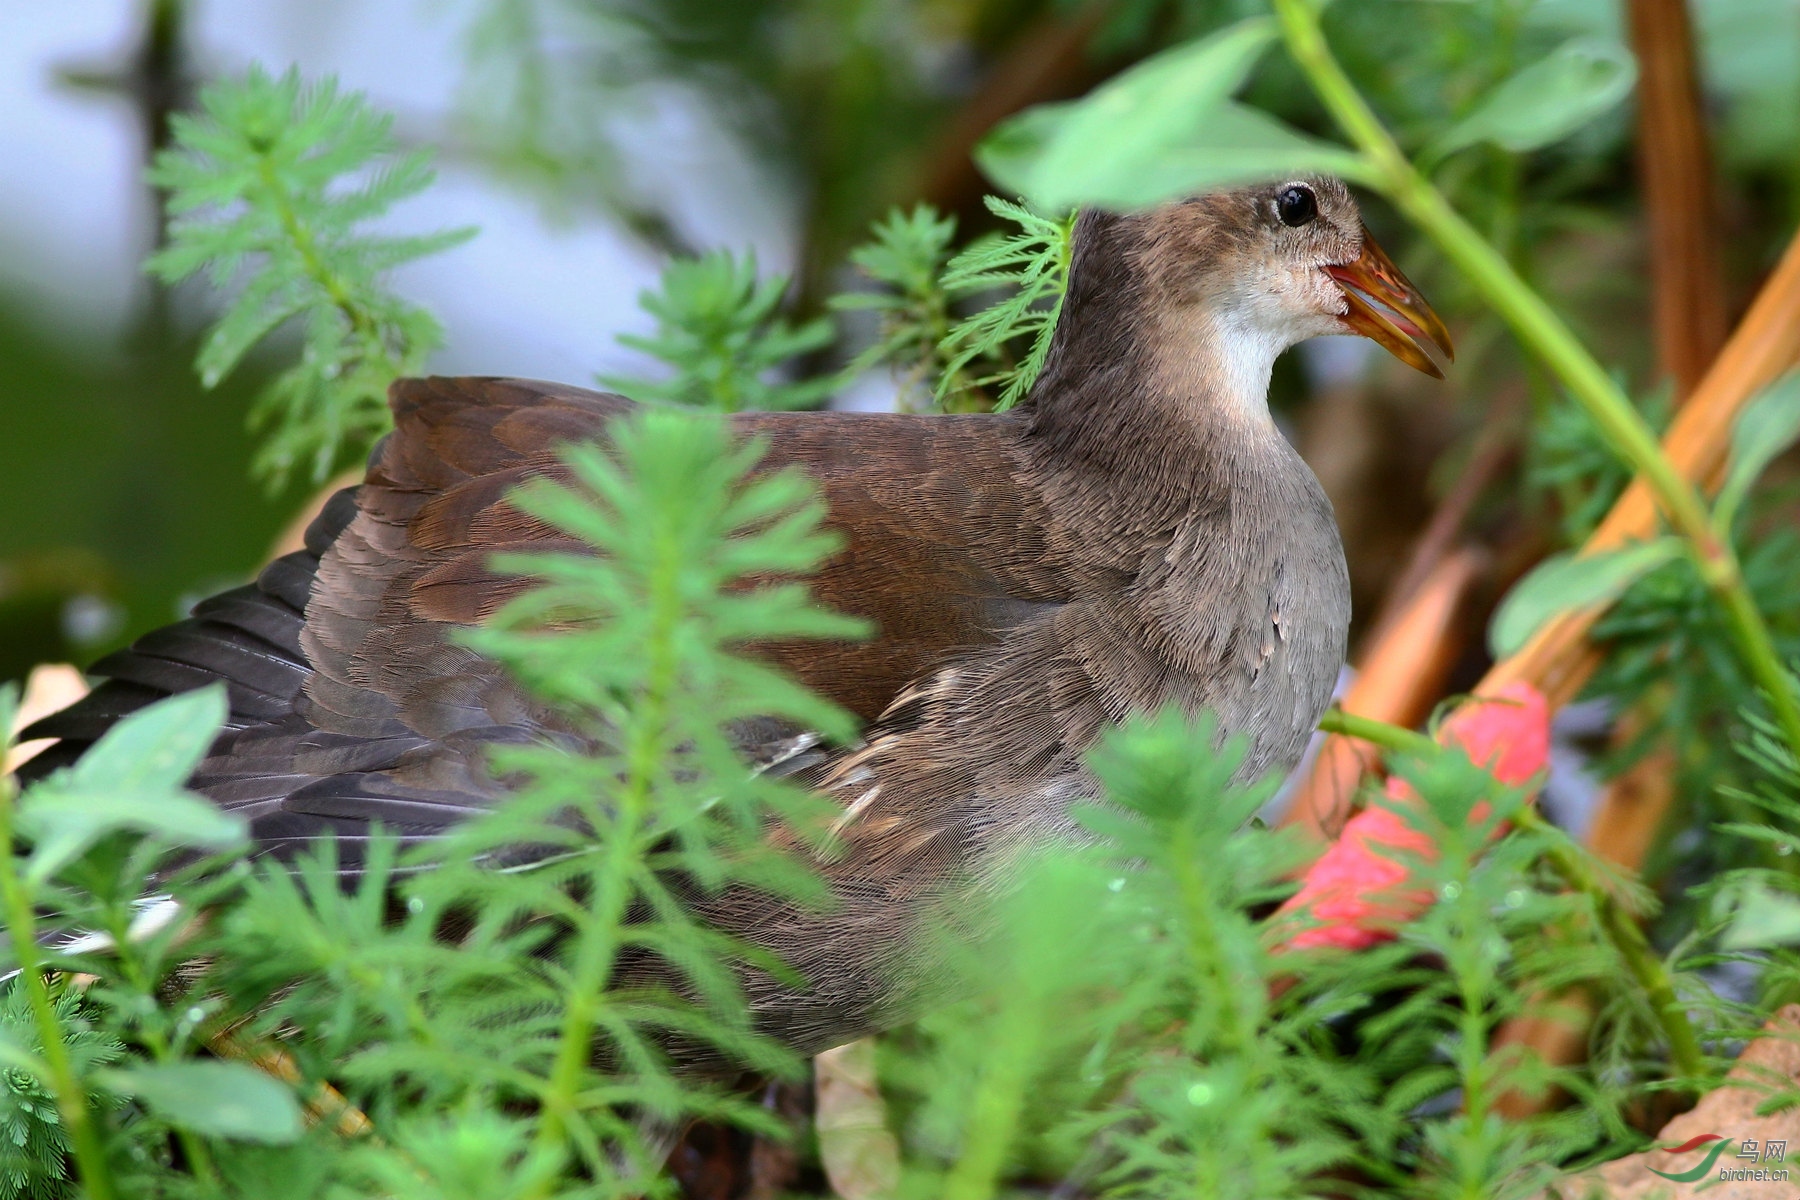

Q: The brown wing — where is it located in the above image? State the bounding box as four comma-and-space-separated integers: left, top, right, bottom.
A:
22, 377, 1073, 868
302, 382, 1072, 744
730, 408, 1072, 720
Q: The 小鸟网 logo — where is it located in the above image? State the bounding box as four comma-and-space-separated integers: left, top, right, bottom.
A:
1648, 1134, 1788, 1183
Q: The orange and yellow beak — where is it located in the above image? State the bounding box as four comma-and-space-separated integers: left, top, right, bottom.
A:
1324, 229, 1455, 379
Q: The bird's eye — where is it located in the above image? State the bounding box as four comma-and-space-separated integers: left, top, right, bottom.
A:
1275, 185, 1317, 228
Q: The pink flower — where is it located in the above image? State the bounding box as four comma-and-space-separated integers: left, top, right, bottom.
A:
1272, 683, 1550, 954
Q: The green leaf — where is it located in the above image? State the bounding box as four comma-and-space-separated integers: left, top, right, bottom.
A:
975, 19, 1363, 212
1026, 18, 1276, 181
146, 66, 475, 489
1723, 883, 1800, 951
975, 101, 1076, 203
98, 1061, 303, 1144
63, 686, 227, 792
1488, 538, 1683, 658
1716, 370, 1800, 529
19, 789, 247, 885
1434, 37, 1637, 157
934, 198, 1074, 410
602, 249, 835, 413
16, 687, 243, 881
1114, 103, 1368, 201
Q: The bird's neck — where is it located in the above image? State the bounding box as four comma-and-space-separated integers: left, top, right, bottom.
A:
1023, 290, 1295, 518
1141, 303, 1291, 436
1022, 203, 1303, 487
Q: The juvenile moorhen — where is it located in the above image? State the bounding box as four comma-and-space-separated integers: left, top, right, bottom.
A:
24, 177, 1451, 1054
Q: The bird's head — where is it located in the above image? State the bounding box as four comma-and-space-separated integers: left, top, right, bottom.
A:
1108, 177, 1455, 380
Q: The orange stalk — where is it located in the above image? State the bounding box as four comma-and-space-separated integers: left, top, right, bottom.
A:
1629, 0, 1730, 400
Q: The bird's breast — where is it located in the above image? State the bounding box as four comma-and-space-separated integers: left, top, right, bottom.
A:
1119, 456, 1350, 781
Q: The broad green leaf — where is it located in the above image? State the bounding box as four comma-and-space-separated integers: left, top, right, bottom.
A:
1026, 19, 1276, 190
1716, 370, 1800, 529
64, 686, 227, 792
973, 102, 1073, 203
1434, 37, 1636, 157
1488, 538, 1682, 658
1723, 883, 1800, 950
1111, 104, 1368, 204
18, 788, 246, 885
99, 1061, 303, 1144
975, 19, 1364, 212
14, 687, 238, 882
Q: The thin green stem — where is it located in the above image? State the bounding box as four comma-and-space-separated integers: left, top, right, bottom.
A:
1172, 821, 1248, 1059
528, 813, 639, 1183
940, 1016, 1041, 1200
1451, 897, 1495, 1200
1317, 708, 1437, 758
525, 535, 684, 1191
1513, 808, 1707, 1080
99, 903, 220, 1192
258, 157, 384, 352
1325, 708, 1507, 1166
0, 776, 117, 1200
1271, 0, 1800, 766
1171, 819, 1266, 1199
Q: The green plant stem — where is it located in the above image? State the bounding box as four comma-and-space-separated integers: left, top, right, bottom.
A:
528, 810, 638, 1184
258, 156, 385, 357
1316, 708, 1709, 1080
526, 540, 683, 1191
100, 903, 220, 1192
1317, 709, 1438, 758
940, 1015, 1041, 1200
1514, 807, 1707, 1081
1172, 819, 1248, 1058
1171, 817, 1260, 1198
0, 776, 117, 1200
1271, 0, 1800, 768
1449, 888, 1497, 1200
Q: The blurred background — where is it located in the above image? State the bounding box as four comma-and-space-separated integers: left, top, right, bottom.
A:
0, 0, 1796, 707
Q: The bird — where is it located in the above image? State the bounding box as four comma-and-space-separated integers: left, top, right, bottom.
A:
21, 176, 1451, 1057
